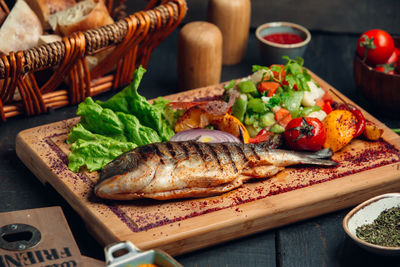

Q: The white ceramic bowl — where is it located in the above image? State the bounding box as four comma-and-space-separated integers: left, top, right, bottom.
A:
343, 193, 400, 256
255, 21, 311, 66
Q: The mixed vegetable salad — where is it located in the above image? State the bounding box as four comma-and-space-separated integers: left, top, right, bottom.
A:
67, 57, 384, 173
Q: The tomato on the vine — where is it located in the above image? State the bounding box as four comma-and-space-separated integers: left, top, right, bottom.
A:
356, 29, 394, 65
386, 47, 400, 65
284, 117, 326, 151
374, 64, 396, 75
398, 55, 400, 74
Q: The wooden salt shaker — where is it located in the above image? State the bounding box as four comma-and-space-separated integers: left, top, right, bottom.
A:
178, 21, 222, 91
207, 0, 251, 65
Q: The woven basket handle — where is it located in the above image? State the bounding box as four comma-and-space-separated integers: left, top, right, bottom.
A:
0, 0, 187, 79
0, 0, 187, 121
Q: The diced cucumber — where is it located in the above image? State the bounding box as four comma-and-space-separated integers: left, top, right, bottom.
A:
270, 124, 285, 134
281, 90, 304, 116
301, 105, 321, 117
244, 113, 259, 126
237, 80, 258, 95
224, 80, 236, 90
232, 98, 248, 122
246, 125, 262, 138
247, 98, 267, 113
259, 112, 276, 128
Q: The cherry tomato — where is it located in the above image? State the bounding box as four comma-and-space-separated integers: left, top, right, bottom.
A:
374, 64, 396, 75
386, 47, 400, 65
356, 29, 394, 65
398, 55, 400, 74
284, 117, 326, 151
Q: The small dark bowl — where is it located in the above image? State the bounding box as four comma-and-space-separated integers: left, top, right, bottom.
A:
353, 37, 400, 115
255, 22, 311, 66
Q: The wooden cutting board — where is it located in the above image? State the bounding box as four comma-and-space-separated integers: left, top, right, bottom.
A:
15, 72, 400, 256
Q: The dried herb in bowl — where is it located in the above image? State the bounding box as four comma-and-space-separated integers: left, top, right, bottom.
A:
356, 206, 400, 247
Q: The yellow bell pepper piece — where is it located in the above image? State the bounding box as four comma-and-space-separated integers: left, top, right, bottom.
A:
322, 109, 357, 152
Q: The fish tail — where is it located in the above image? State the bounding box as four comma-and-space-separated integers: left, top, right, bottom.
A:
296, 148, 334, 159
291, 149, 337, 166
297, 157, 337, 166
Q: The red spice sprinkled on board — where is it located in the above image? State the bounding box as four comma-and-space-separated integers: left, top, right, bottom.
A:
44, 130, 400, 233
117, 138, 400, 233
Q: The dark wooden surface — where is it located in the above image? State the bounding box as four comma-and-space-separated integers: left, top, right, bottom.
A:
1, 1, 400, 266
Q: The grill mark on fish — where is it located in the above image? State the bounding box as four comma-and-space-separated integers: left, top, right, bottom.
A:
178, 142, 190, 159
234, 144, 248, 165
207, 143, 223, 171
221, 143, 238, 173
249, 145, 261, 161
192, 141, 204, 158
153, 143, 165, 165
165, 142, 175, 157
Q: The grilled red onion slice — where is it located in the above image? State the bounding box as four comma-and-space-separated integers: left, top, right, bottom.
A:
170, 129, 241, 143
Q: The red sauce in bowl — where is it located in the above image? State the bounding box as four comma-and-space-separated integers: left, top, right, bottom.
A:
263, 33, 303, 44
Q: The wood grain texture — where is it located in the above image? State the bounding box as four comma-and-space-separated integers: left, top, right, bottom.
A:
178, 21, 222, 90
207, 0, 251, 65
15, 73, 400, 256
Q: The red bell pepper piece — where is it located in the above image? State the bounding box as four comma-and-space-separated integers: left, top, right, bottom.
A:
249, 129, 272, 143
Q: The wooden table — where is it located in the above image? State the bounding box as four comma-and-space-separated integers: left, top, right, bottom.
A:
2, 2, 400, 266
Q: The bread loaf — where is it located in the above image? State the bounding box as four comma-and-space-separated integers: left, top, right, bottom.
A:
48, 0, 114, 36
25, 0, 76, 30
38, 34, 62, 45
0, 0, 43, 54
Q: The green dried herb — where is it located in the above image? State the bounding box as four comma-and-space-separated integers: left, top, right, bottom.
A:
356, 206, 400, 247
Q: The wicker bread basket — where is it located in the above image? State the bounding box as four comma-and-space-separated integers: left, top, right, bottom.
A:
0, 0, 187, 121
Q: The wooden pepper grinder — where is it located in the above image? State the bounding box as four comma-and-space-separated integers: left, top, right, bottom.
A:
178, 21, 223, 91
207, 0, 251, 65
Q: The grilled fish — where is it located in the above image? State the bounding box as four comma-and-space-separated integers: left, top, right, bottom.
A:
94, 141, 336, 200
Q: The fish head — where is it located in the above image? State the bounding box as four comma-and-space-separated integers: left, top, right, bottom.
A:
94, 150, 157, 199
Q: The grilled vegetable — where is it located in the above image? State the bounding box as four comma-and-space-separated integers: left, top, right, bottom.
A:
322, 110, 357, 152
170, 129, 241, 143
174, 106, 250, 143
363, 120, 384, 141
284, 117, 326, 151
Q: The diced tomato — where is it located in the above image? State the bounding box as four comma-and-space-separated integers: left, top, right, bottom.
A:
315, 99, 325, 108
321, 91, 333, 104
323, 101, 333, 114
257, 81, 280, 96
315, 99, 332, 114
248, 129, 272, 143
275, 108, 292, 127
269, 64, 286, 80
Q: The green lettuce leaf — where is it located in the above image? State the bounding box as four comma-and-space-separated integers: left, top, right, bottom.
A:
279, 90, 304, 118
77, 97, 126, 142
68, 138, 136, 172
117, 112, 161, 146
152, 97, 184, 129
97, 66, 175, 141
